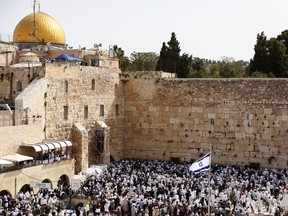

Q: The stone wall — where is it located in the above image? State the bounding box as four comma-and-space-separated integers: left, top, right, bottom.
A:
0, 66, 44, 102
3, 64, 288, 171
123, 77, 288, 169
0, 124, 44, 156
44, 64, 125, 165
0, 63, 125, 170
0, 159, 74, 198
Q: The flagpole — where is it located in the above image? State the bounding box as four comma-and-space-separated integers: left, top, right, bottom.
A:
208, 150, 212, 215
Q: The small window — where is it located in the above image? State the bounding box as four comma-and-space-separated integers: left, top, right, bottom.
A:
115, 104, 119, 116
100, 105, 104, 116
210, 118, 214, 125
63, 106, 68, 120
91, 79, 95, 90
16, 81, 22, 92
84, 106, 88, 119
64, 81, 68, 93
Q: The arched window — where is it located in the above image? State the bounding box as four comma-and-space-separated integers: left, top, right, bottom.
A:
91, 79, 95, 90
16, 81, 22, 92
64, 81, 68, 93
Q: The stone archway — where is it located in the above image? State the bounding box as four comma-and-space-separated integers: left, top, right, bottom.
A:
57, 174, 70, 188
0, 190, 12, 197
19, 184, 32, 193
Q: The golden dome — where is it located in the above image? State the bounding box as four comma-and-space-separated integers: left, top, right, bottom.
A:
13, 11, 66, 45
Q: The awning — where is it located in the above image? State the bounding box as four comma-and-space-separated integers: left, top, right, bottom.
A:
0, 153, 33, 162
22, 144, 48, 152
37, 144, 48, 151
65, 141, 72, 146
52, 142, 61, 149
0, 159, 14, 168
22, 141, 72, 152
0, 159, 14, 165
23, 144, 42, 152
97, 120, 108, 129
59, 141, 67, 148
44, 143, 55, 150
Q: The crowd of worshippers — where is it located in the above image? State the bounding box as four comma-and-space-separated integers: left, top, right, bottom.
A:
0, 185, 71, 216
0, 159, 287, 216
77, 159, 288, 216
42, 149, 67, 162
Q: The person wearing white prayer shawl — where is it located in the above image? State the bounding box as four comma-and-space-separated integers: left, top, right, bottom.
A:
40, 196, 47, 206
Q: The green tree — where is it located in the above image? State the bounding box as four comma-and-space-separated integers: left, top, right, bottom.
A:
267, 38, 288, 77
157, 32, 191, 77
157, 32, 180, 74
277, 30, 288, 55
192, 58, 204, 71
249, 32, 270, 75
129, 52, 159, 71
209, 57, 246, 78
249, 71, 275, 78
156, 42, 169, 71
113, 45, 130, 71
177, 53, 192, 78
189, 58, 207, 78
167, 32, 181, 61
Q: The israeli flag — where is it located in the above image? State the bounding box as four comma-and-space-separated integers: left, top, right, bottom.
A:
189, 152, 211, 173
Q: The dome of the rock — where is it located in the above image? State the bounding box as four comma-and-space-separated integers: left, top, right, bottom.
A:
13, 11, 66, 46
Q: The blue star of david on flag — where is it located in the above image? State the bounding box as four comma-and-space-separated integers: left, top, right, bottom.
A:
189, 152, 211, 173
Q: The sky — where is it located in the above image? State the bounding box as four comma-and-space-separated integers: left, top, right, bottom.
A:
1, 0, 288, 61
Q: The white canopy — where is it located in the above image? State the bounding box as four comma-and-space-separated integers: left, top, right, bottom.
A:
22, 140, 73, 152
97, 120, 109, 129
0, 153, 33, 163
10, 62, 42, 68
44, 143, 55, 150
22, 144, 48, 152
0, 159, 14, 165
0, 159, 14, 169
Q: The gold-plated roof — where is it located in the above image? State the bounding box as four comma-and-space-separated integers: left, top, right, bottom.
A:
13, 11, 66, 44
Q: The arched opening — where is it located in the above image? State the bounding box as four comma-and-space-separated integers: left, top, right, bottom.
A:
19, 184, 32, 193
57, 174, 70, 188
0, 190, 12, 197
91, 79, 95, 90
16, 81, 22, 92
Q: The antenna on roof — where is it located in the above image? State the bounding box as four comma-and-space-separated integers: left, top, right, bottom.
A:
30, 0, 41, 42
38, 0, 41, 12
94, 43, 102, 48
33, 0, 36, 37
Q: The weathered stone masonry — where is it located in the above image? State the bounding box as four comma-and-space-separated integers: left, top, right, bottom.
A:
2, 65, 288, 171
123, 77, 288, 169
